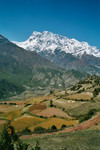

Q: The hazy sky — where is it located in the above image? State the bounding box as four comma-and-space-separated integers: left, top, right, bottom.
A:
0, 0, 100, 49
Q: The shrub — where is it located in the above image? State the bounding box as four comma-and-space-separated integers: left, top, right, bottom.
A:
93, 88, 100, 97
61, 124, 66, 129
50, 100, 53, 107
34, 126, 45, 133
22, 127, 31, 133
4, 102, 7, 105
91, 98, 94, 102
62, 108, 65, 111
88, 109, 96, 116
25, 103, 31, 107
50, 90, 54, 94
79, 80, 92, 84
71, 84, 82, 91
80, 99, 84, 101
51, 125, 57, 130
40, 116, 43, 118
79, 109, 96, 123
9, 102, 16, 105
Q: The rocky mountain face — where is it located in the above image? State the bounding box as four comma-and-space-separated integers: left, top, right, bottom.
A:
13, 31, 100, 75
0, 34, 88, 99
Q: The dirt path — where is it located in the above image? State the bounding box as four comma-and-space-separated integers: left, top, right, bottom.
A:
20, 113, 100, 139
64, 113, 100, 132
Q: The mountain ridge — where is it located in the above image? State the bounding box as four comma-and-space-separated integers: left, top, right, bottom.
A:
13, 31, 100, 75
13, 31, 100, 58
0, 34, 88, 99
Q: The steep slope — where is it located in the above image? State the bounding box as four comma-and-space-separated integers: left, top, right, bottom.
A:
55, 75, 100, 102
13, 31, 100, 75
0, 34, 88, 98
0, 79, 25, 99
39, 50, 100, 75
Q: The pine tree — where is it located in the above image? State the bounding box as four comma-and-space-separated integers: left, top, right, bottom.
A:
0, 123, 15, 150
0, 122, 29, 150
50, 100, 53, 107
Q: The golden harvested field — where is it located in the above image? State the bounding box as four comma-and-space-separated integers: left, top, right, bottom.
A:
36, 107, 71, 119
8, 109, 21, 120
30, 117, 78, 131
11, 114, 45, 132
64, 92, 93, 100
0, 104, 21, 120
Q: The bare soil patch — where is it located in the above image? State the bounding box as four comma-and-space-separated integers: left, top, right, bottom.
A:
29, 103, 46, 114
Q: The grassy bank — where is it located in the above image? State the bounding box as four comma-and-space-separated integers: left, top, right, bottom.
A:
22, 130, 100, 150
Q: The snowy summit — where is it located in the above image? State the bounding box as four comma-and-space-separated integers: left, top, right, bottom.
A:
13, 31, 100, 58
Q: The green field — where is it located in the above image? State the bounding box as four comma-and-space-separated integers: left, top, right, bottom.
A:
22, 130, 100, 150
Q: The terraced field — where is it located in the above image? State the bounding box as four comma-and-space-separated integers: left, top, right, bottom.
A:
63, 92, 93, 100
11, 114, 45, 132
36, 107, 71, 119
0, 99, 79, 133
29, 103, 46, 114
8, 109, 21, 120
30, 117, 78, 131
53, 99, 84, 110
0, 105, 16, 113
53, 99, 100, 117
21, 113, 100, 140
0, 104, 21, 120
24, 95, 54, 104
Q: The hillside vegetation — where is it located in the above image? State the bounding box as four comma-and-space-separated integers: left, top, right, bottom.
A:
0, 35, 89, 99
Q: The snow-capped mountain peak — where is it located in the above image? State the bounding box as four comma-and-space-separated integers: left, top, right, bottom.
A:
32, 31, 41, 35
13, 31, 100, 57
